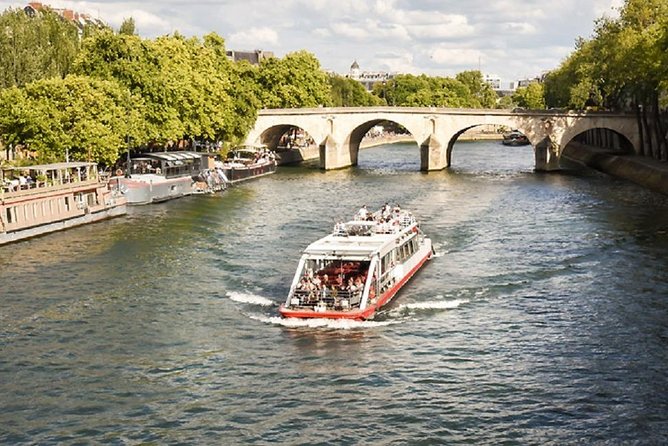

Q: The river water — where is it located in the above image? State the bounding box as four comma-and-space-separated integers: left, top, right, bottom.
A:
1, 141, 667, 445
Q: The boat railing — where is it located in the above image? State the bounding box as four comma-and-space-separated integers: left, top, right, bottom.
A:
1, 177, 99, 200
290, 288, 362, 310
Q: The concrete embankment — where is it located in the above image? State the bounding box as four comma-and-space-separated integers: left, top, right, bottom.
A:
563, 142, 668, 195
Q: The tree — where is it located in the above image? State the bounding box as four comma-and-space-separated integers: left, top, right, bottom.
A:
119, 18, 136, 36
544, 0, 668, 159
328, 74, 383, 106
456, 70, 497, 108
512, 83, 546, 109
0, 75, 141, 165
0, 7, 80, 88
257, 50, 332, 108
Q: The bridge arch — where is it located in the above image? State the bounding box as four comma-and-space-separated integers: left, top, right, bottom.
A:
558, 121, 637, 155
252, 123, 324, 150
343, 119, 420, 167
444, 119, 536, 168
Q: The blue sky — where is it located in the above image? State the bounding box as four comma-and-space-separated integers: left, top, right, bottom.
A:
1, 0, 623, 85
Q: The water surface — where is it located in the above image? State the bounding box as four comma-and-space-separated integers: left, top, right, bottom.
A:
1, 141, 667, 444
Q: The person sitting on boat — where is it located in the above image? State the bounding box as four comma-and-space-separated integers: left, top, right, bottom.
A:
357, 205, 368, 220
334, 221, 346, 236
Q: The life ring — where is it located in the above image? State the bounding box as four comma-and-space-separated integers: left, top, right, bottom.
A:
115, 168, 123, 176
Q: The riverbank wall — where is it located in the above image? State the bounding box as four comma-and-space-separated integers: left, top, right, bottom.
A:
563, 142, 668, 195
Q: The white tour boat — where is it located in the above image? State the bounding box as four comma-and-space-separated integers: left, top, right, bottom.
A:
280, 205, 433, 320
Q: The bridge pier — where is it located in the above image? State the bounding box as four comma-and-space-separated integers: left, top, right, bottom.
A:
320, 136, 354, 170
420, 135, 447, 171
534, 138, 562, 171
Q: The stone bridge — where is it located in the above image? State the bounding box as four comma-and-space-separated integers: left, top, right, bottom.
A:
245, 107, 639, 171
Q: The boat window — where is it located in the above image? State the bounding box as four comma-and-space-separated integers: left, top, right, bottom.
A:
6, 207, 13, 224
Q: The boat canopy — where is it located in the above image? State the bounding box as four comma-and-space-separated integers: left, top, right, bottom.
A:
133, 151, 202, 161
5, 161, 96, 172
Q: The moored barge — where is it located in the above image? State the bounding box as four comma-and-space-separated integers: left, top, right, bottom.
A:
1, 162, 126, 245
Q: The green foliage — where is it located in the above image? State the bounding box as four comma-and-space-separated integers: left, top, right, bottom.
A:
496, 95, 516, 109
257, 50, 332, 108
543, 0, 668, 159
328, 74, 383, 106
119, 18, 136, 36
456, 70, 498, 108
544, 0, 668, 110
0, 7, 80, 88
73, 31, 259, 146
0, 75, 139, 165
371, 73, 489, 108
512, 83, 546, 109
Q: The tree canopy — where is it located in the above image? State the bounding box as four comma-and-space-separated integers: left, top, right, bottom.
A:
368, 71, 498, 108
0, 75, 139, 165
256, 50, 332, 108
543, 0, 668, 159
328, 74, 383, 107
0, 7, 81, 89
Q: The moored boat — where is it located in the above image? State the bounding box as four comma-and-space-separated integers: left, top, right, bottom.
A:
0, 162, 126, 245
279, 205, 433, 320
114, 151, 226, 205
218, 144, 277, 183
502, 130, 530, 146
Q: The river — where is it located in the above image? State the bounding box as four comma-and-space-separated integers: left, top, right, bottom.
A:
1, 141, 667, 445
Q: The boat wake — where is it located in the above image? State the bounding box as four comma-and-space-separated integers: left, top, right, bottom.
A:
431, 242, 447, 257
227, 291, 276, 307
398, 298, 469, 311
249, 314, 400, 329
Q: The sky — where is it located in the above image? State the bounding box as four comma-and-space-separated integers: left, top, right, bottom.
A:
1, 0, 624, 86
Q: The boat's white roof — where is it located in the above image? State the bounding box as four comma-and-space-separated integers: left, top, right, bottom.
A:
304, 233, 394, 258
303, 210, 418, 259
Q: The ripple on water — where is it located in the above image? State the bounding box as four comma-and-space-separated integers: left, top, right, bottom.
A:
1, 142, 667, 445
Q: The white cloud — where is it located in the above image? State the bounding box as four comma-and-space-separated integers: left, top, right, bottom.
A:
0, 0, 626, 82
501, 22, 537, 35
229, 27, 279, 48
329, 19, 409, 41
428, 47, 482, 67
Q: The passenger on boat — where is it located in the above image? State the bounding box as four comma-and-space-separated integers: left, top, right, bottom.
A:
354, 276, 364, 290
381, 202, 391, 218
357, 205, 368, 220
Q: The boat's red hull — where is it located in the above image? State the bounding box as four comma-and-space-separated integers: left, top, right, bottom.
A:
279, 250, 432, 320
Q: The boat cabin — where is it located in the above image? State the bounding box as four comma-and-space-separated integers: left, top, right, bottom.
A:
284, 209, 427, 316
1, 162, 123, 237
128, 152, 203, 178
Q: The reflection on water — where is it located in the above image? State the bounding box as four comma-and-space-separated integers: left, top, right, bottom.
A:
1, 141, 667, 444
